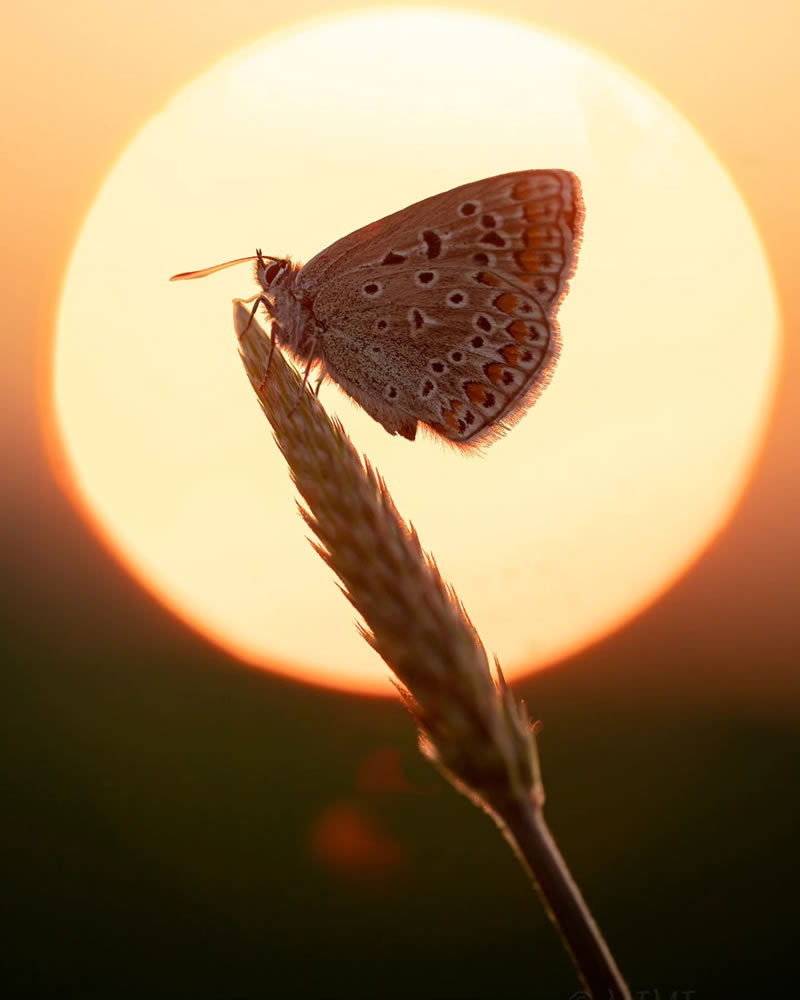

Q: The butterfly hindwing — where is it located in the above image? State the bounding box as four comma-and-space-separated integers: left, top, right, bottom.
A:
298, 170, 583, 445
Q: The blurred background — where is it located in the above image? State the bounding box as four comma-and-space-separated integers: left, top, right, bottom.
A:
2, 1, 798, 997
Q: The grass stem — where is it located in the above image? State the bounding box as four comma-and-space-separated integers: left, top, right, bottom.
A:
234, 302, 631, 999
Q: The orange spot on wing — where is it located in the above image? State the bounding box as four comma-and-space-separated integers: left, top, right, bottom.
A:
501, 344, 521, 364
524, 198, 560, 224
494, 292, 519, 314
485, 363, 507, 386
507, 320, 530, 342
445, 412, 460, 430
441, 398, 464, 430
465, 382, 488, 405
511, 178, 533, 200
524, 225, 560, 249
475, 271, 502, 287
515, 250, 552, 273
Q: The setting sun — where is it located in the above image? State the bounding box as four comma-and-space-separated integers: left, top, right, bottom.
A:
50, 8, 778, 696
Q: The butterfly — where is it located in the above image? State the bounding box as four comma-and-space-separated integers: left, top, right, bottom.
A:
171, 169, 583, 447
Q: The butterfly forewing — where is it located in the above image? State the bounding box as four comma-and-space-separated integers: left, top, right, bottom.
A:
297, 170, 583, 445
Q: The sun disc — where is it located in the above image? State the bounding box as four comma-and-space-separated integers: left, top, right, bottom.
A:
50, 9, 779, 696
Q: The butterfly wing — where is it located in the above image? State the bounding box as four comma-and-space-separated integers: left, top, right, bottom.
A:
298, 169, 583, 446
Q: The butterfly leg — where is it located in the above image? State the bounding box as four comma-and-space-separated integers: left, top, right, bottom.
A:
244, 294, 273, 334
255, 323, 280, 394
233, 294, 262, 334
234, 295, 276, 392
288, 337, 318, 414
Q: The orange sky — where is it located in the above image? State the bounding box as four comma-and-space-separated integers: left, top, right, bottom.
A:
3, 0, 799, 700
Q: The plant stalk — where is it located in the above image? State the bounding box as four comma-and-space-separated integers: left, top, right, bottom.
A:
500, 794, 631, 999
233, 302, 631, 999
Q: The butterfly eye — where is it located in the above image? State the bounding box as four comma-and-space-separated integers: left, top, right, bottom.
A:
264, 260, 286, 284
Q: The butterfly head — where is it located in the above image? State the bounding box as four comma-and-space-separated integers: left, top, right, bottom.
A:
255, 250, 291, 293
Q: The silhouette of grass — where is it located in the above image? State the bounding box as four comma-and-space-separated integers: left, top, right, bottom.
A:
234, 301, 630, 1000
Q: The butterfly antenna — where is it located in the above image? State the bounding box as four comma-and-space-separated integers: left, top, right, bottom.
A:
169, 252, 281, 282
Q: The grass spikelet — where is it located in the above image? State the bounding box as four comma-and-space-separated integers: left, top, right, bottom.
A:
234, 301, 630, 999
